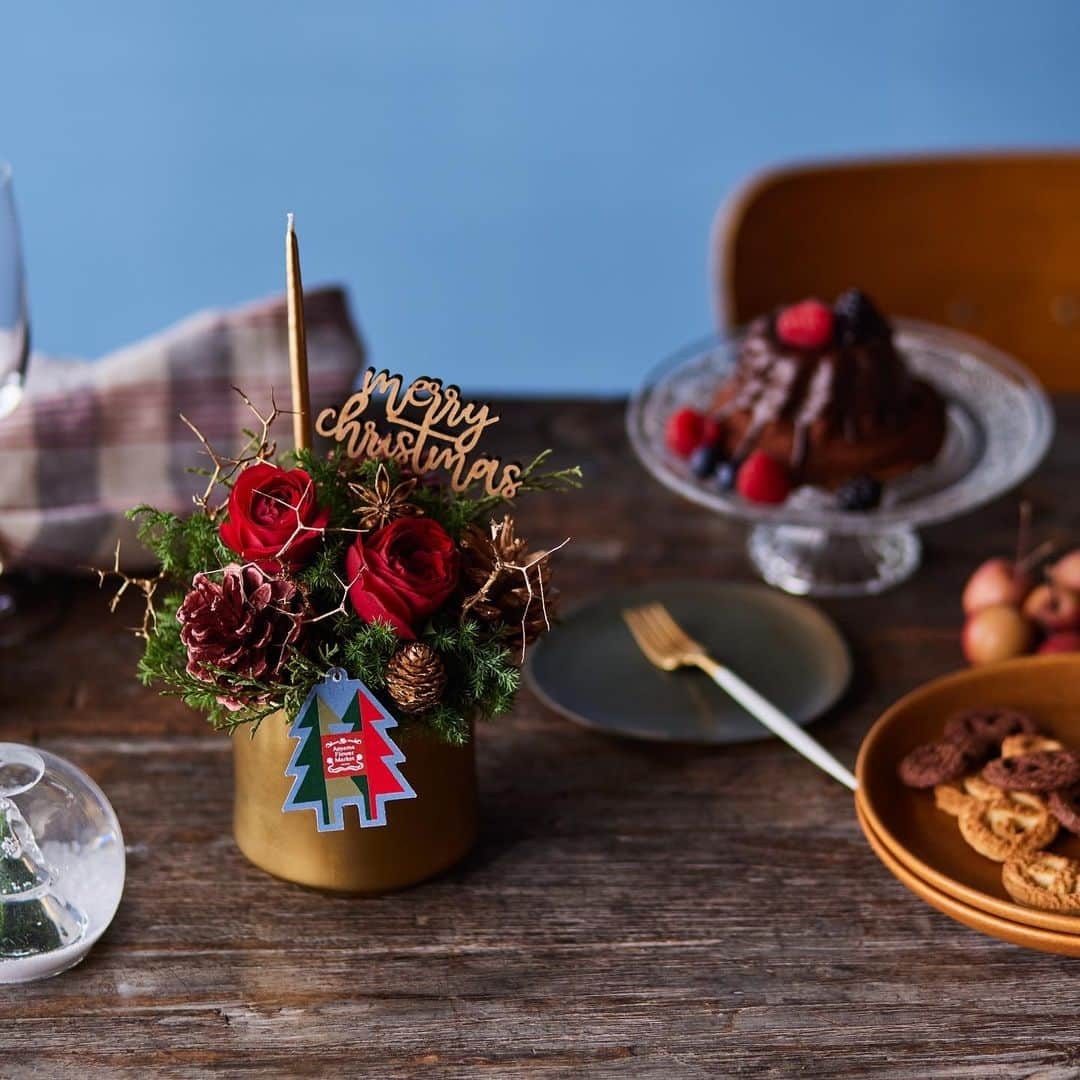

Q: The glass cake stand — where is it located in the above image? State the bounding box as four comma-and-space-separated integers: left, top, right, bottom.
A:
627, 319, 1054, 596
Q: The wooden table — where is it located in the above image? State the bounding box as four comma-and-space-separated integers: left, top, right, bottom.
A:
3, 398, 1079, 1078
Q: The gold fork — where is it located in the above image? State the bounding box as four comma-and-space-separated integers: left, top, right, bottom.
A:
622, 603, 857, 791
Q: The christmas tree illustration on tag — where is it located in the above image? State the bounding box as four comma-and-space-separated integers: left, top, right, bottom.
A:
283, 669, 416, 832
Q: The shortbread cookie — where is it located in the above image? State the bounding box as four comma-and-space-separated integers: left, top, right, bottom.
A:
1048, 784, 1080, 834
964, 779, 1046, 811
983, 750, 1080, 793
1001, 734, 1064, 759
934, 779, 970, 816
963, 774, 1003, 801
899, 740, 971, 788
943, 708, 1038, 757
936, 772, 1034, 814
957, 796, 1058, 861
1002, 851, 1080, 912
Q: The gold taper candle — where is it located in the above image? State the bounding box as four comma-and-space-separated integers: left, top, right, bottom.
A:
286, 213, 313, 452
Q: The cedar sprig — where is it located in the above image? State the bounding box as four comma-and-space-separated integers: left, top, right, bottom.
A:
127, 506, 231, 587
339, 616, 400, 689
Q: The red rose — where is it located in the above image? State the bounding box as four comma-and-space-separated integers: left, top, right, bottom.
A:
219, 462, 330, 574
346, 518, 460, 639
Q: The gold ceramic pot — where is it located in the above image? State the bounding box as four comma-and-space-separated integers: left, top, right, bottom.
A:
232, 710, 478, 893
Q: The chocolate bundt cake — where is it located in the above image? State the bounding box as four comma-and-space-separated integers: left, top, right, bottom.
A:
712, 290, 946, 488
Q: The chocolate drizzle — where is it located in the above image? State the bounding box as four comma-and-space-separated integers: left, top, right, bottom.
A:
715, 310, 916, 478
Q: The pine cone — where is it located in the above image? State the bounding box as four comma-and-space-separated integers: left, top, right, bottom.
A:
386, 643, 447, 714
460, 515, 558, 649
177, 564, 307, 711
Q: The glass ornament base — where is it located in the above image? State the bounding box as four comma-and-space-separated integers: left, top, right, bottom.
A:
747, 524, 922, 597
0, 745, 125, 984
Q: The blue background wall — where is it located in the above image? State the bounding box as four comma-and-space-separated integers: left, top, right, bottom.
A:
4, 1, 1080, 393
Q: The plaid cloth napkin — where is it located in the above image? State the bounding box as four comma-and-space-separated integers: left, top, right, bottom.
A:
0, 287, 364, 573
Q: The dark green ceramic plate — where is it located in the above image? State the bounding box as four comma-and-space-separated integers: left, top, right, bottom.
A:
525, 581, 852, 744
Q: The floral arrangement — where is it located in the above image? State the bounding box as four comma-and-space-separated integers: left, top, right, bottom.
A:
110, 389, 580, 743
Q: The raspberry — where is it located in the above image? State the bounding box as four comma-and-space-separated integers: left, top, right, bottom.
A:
701, 417, 725, 447
736, 450, 791, 505
665, 408, 705, 458
775, 300, 834, 350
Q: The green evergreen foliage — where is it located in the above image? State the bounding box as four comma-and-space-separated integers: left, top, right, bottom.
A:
126, 440, 578, 741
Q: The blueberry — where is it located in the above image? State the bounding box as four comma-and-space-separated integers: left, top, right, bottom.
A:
837, 474, 883, 511
714, 459, 738, 492
690, 443, 721, 479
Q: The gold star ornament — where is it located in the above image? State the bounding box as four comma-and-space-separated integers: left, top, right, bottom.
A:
349, 463, 424, 531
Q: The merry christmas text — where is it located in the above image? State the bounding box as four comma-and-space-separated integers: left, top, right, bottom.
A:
315, 369, 521, 497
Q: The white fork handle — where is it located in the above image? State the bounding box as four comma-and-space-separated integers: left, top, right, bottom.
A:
700, 658, 857, 791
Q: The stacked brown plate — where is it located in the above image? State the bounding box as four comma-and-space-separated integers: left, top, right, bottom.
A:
856, 654, 1080, 956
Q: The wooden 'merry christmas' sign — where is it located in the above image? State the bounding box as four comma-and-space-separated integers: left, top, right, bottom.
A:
315, 368, 521, 498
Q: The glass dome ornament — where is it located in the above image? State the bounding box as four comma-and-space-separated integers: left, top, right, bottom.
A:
0, 744, 125, 983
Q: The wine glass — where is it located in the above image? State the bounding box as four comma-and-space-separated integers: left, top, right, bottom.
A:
0, 164, 63, 644
0, 163, 28, 422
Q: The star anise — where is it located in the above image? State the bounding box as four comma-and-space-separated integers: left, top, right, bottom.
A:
349, 463, 423, 531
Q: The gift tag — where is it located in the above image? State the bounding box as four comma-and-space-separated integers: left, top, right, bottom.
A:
282, 669, 416, 832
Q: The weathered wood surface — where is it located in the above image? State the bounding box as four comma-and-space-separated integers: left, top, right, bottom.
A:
3, 398, 1080, 1079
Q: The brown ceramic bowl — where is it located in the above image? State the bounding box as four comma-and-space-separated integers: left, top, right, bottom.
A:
856, 654, 1080, 935
856, 799, 1080, 957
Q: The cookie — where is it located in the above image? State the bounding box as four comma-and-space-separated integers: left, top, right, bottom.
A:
943, 708, 1038, 757
957, 796, 1058, 861
898, 740, 970, 789
968, 780, 1046, 812
963, 774, 1004, 801
1002, 852, 1080, 912
982, 750, 1080, 793
1048, 784, 1080, 834
950, 773, 1044, 810
934, 780, 971, 816
1001, 734, 1064, 759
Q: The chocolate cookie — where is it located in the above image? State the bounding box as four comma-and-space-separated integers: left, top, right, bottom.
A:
1049, 785, 1080, 834
943, 708, 1038, 757
982, 750, 1080, 793
898, 740, 970, 789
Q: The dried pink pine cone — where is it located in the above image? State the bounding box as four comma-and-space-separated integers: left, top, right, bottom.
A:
177, 563, 307, 711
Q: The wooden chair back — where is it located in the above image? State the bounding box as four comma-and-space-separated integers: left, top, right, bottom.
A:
715, 154, 1080, 390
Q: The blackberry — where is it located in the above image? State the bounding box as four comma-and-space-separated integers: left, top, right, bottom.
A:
834, 288, 889, 346
837, 474, 883, 512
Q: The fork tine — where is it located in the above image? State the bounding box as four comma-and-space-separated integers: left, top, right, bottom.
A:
643, 603, 702, 657
635, 604, 675, 653
622, 608, 670, 669
659, 605, 704, 654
